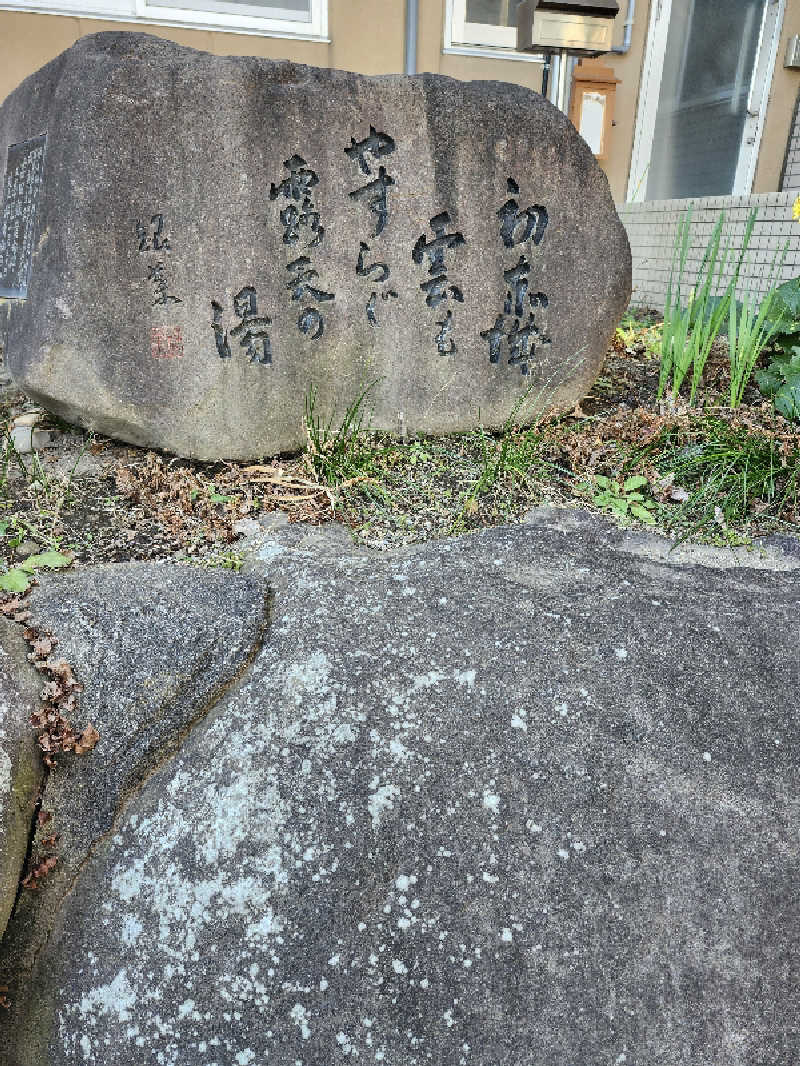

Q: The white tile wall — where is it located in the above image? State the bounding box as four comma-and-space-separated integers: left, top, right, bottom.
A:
617, 192, 800, 311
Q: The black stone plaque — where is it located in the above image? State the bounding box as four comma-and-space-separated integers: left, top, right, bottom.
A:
0, 133, 47, 300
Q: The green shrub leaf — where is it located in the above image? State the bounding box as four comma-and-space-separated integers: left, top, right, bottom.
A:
775, 382, 800, 421
769, 278, 800, 321
754, 368, 783, 397
20, 550, 73, 573
630, 504, 656, 524
0, 568, 31, 593
622, 475, 648, 492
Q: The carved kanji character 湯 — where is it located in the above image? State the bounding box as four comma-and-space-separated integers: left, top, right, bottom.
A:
230, 286, 273, 365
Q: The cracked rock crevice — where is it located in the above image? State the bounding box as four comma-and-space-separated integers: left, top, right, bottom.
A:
0, 615, 46, 948
0, 562, 272, 1063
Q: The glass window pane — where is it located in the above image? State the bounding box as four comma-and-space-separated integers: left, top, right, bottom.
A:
153, 0, 311, 19
646, 0, 764, 200
465, 0, 522, 27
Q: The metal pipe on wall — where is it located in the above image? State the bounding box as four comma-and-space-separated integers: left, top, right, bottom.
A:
548, 52, 561, 107
404, 0, 418, 75
556, 46, 571, 111
611, 0, 636, 54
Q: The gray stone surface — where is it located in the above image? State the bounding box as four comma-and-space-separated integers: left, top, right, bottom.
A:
0, 32, 630, 461
0, 619, 43, 942
1, 517, 799, 1064
0, 562, 269, 1054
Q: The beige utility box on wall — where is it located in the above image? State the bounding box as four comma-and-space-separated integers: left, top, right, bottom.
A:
516, 0, 619, 56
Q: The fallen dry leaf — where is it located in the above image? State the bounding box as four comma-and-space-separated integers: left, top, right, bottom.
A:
28, 635, 54, 658
0, 597, 25, 617
22, 855, 57, 890
73, 724, 100, 756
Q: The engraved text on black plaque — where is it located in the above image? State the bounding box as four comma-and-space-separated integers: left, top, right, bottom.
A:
0, 134, 47, 300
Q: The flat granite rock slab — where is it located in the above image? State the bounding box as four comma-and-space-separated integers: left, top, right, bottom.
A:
0, 619, 43, 942
0, 32, 630, 460
0, 562, 269, 1052
1, 520, 799, 1065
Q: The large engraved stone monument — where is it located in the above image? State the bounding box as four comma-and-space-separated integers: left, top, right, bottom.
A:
0, 33, 630, 460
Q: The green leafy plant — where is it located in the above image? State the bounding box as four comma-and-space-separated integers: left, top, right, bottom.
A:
639, 323, 662, 360
208, 485, 235, 505
304, 379, 379, 487
754, 346, 800, 420
406, 440, 435, 467
0, 428, 29, 493
579, 473, 657, 525
192, 549, 244, 572
615, 311, 661, 358
0, 549, 73, 594
456, 349, 588, 527
727, 284, 787, 409
647, 418, 800, 541
0, 515, 25, 549
763, 276, 800, 352
658, 208, 759, 403
1, 511, 65, 554
188, 484, 236, 504
615, 316, 638, 349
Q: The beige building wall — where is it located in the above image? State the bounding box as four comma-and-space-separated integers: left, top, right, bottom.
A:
0, 1, 404, 111
0, 1, 630, 202
0, 0, 797, 205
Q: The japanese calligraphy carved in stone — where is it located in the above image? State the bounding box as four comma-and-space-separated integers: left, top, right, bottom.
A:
0, 32, 631, 460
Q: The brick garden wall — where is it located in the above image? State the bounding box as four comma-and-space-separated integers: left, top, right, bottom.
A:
617, 192, 800, 311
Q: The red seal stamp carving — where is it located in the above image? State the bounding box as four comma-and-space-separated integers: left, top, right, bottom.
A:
150, 326, 184, 359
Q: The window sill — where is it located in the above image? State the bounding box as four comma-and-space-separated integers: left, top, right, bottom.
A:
442, 44, 544, 63
0, 2, 330, 40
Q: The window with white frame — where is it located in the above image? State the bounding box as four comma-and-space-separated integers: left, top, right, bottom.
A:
628, 0, 784, 200
446, 0, 534, 55
0, 0, 327, 38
